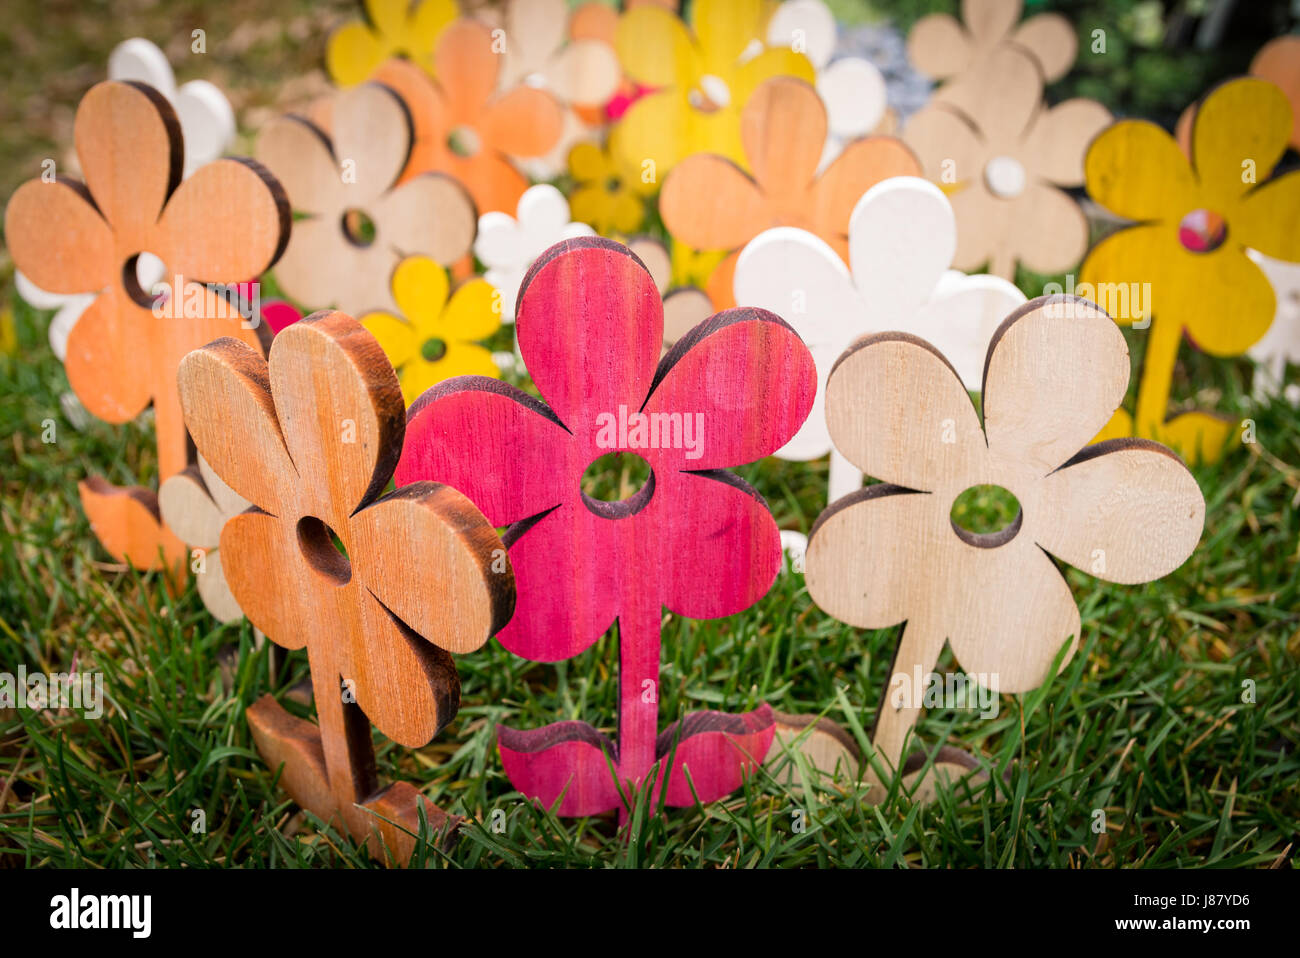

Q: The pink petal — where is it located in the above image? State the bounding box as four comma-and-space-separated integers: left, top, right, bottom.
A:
498, 721, 624, 816
654, 704, 775, 807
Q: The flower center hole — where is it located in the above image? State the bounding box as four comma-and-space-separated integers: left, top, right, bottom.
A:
421, 337, 447, 362
1178, 208, 1228, 253
949, 484, 1022, 547
580, 451, 654, 518
341, 208, 377, 247
122, 251, 169, 309
448, 125, 482, 158
983, 155, 1027, 199
297, 516, 351, 585
688, 73, 731, 113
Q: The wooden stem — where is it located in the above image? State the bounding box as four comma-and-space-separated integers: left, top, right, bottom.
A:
827, 449, 864, 503
989, 249, 1017, 283
1134, 314, 1181, 438
617, 600, 662, 819
867, 618, 944, 788
309, 645, 378, 831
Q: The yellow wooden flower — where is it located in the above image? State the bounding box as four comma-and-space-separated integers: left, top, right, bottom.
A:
362, 257, 501, 405
1082, 78, 1300, 463
612, 0, 813, 180
568, 139, 648, 236
670, 240, 728, 291
326, 0, 457, 87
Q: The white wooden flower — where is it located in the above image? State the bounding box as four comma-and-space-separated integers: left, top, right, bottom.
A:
766, 0, 890, 168
475, 184, 595, 324
18, 38, 236, 359
734, 175, 1025, 551
1247, 250, 1300, 405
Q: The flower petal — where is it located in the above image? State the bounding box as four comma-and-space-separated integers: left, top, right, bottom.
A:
361, 309, 419, 371
742, 77, 826, 196
981, 297, 1129, 476
1078, 223, 1163, 328
159, 158, 290, 284
268, 312, 405, 516
1012, 12, 1077, 83
1160, 248, 1275, 357
441, 277, 501, 341
199, 454, 252, 520
848, 177, 954, 321
1031, 439, 1204, 584
806, 485, 932, 628
730, 46, 816, 107
498, 721, 622, 816
391, 255, 449, 332
660, 154, 767, 250
271, 214, 394, 314
1022, 98, 1112, 186
824, 332, 985, 489
397, 377, 573, 527
612, 90, 692, 179
616, 5, 698, 88
656, 704, 774, 806
178, 336, 298, 516
435, 20, 499, 119
64, 291, 151, 423
333, 83, 410, 204
196, 548, 245, 624
1192, 78, 1290, 199
158, 465, 226, 550
4, 179, 114, 295
75, 81, 180, 233
254, 114, 344, 215
905, 13, 970, 80
353, 482, 513, 654
220, 509, 309, 650
643, 307, 816, 469
939, 45, 1041, 146
1235, 171, 1300, 263
548, 39, 622, 108
516, 238, 663, 431
962, 0, 1022, 46
326, 21, 388, 87
1004, 182, 1090, 276
902, 103, 982, 186
1084, 120, 1197, 222
919, 271, 1026, 391
811, 135, 920, 240
693, 0, 763, 70
568, 141, 609, 183
481, 87, 566, 160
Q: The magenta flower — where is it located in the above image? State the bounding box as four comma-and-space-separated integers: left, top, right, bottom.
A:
396, 238, 815, 817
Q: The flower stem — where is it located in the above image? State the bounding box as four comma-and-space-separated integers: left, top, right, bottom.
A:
827, 449, 863, 503
1134, 314, 1182, 440
617, 599, 662, 822
309, 644, 378, 836
867, 618, 945, 794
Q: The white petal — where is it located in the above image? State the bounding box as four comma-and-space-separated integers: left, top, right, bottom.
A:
175, 80, 237, 175
848, 177, 955, 321
766, 0, 837, 69
107, 38, 178, 100
818, 58, 887, 140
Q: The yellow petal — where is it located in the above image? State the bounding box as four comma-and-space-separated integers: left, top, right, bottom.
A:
1232, 170, 1300, 263
1084, 119, 1197, 222
364, 0, 410, 43
612, 89, 692, 179
730, 46, 815, 106
440, 277, 502, 342
440, 340, 502, 379
693, 0, 764, 74
391, 256, 450, 335
609, 188, 646, 235
361, 310, 419, 370
1193, 77, 1291, 206
568, 141, 610, 184
407, 0, 457, 69
570, 183, 618, 234
616, 6, 699, 89
326, 21, 388, 87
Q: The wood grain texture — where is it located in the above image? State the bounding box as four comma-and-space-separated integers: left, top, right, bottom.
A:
254, 81, 476, 316
1081, 77, 1300, 463
804, 296, 1205, 793
907, 0, 1077, 90
395, 237, 817, 818
660, 75, 919, 309
4, 80, 289, 575
177, 311, 514, 863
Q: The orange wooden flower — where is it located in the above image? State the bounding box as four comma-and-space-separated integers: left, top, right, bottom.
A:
369, 21, 565, 214
660, 76, 918, 308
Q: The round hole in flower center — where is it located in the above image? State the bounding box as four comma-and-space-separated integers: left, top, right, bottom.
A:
983, 155, 1027, 199
421, 337, 448, 362
580, 451, 654, 518
688, 73, 731, 113
447, 125, 482, 158
1177, 208, 1228, 253
122, 251, 170, 309
297, 516, 352, 585
949, 484, 1022, 547
605, 176, 622, 193
341, 208, 377, 247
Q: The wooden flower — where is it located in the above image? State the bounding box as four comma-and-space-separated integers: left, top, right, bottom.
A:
177, 311, 514, 862
396, 238, 816, 818
3, 81, 289, 573
474, 185, 595, 323
907, 0, 1078, 94
568, 138, 651, 236
903, 44, 1111, 280
361, 256, 501, 404
661, 76, 919, 309
366, 22, 566, 215
612, 0, 814, 179
734, 176, 1025, 500
255, 82, 476, 316
325, 0, 457, 87
624, 236, 712, 353
1251, 36, 1300, 151
1081, 78, 1300, 462
805, 297, 1204, 796
158, 456, 252, 625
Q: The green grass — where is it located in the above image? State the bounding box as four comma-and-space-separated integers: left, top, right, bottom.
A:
1, 287, 1296, 869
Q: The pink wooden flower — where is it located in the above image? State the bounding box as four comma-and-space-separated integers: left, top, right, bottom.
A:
396, 237, 816, 817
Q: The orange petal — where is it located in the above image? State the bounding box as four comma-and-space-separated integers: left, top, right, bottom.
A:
4, 178, 114, 295
660, 153, 767, 250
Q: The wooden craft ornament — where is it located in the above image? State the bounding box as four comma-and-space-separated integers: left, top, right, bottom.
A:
395, 237, 817, 818
4, 80, 289, 574
255, 81, 475, 317
177, 311, 515, 863
361, 255, 502, 405
660, 75, 919, 309
903, 44, 1111, 280
805, 296, 1205, 799
568, 138, 652, 236
1081, 77, 1300, 462
367, 22, 566, 215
